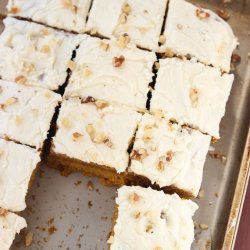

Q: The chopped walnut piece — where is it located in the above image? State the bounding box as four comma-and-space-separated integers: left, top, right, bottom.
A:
5, 97, 17, 106
122, 3, 131, 15
86, 180, 94, 191
10, 6, 20, 14
15, 115, 22, 125
116, 34, 130, 48
157, 160, 165, 172
166, 150, 174, 162
145, 223, 154, 233
189, 88, 199, 108
100, 41, 110, 51
131, 148, 148, 161
81, 96, 95, 103
164, 48, 175, 58
82, 67, 92, 77
25, 231, 33, 247
95, 100, 109, 109
40, 45, 50, 53
196, 8, 210, 19
15, 75, 27, 85
231, 53, 241, 64
113, 55, 125, 67
216, 9, 230, 20
133, 211, 141, 219
103, 138, 113, 148
86, 124, 95, 137
72, 132, 83, 141
159, 35, 166, 45
128, 192, 140, 203
61, 118, 72, 128
198, 189, 205, 199
0, 208, 7, 217
61, 0, 77, 12
67, 60, 76, 70
160, 211, 167, 220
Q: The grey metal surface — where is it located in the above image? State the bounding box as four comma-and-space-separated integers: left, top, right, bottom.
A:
0, 0, 249, 249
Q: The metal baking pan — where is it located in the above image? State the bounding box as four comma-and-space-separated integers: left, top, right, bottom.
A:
0, 0, 249, 249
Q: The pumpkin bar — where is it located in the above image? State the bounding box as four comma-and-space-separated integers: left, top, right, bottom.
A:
128, 113, 211, 198
86, 0, 167, 51
49, 97, 141, 184
150, 58, 234, 138
0, 208, 27, 250
108, 186, 198, 250
0, 79, 61, 149
0, 17, 83, 90
0, 139, 40, 212
64, 35, 156, 111
7, 0, 92, 33
159, 0, 238, 72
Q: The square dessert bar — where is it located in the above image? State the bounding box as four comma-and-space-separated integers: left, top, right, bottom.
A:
64, 35, 156, 111
109, 186, 198, 250
0, 209, 26, 250
159, 0, 238, 72
7, 0, 92, 33
0, 139, 40, 212
0, 80, 62, 149
128, 113, 211, 198
86, 0, 168, 51
49, 98, 142, 184
150, 58, 234, 138
0, 17, 83, 90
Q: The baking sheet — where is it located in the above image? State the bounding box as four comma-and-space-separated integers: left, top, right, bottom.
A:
0, 0, 249, 249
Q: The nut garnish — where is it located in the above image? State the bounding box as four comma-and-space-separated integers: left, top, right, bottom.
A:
199, 223, 209, 230
15, 75, 27, 85
189, 88, 199, 108
61, 118, 72, 128
86, 124, 95, 137
67, 60, 76, 70
95, 100, 109, 109
145, 222, 154, 233
61, 0, 77, 12
216, 9, 230, 20
112, 55, 125, 67
25, 231, 33, 247
103, 138, 113, 148
82, 67, 92, 77
160, 211, 167, 220
164, 48, 175, 58
0, 208, 7, 216
159, 35, 166, 45
116, 34, 130, 48
196, 8, 210, 19
128, 192, 140, 203
157, 160, 165, 172
5, 97, 17, 106
166, 150, 174, 162
131, 148, 148, 161
40, 45, 50, 53
122, 3, 131, 15
10, 6, 20, 14
81, 96, 95, 103
133, 211, 141, 219
72, 132, 83, 141
93, 132, 106, 143
100, 41, 110, 51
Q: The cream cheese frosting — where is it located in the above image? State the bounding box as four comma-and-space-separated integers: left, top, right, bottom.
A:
64, 35, 156, 111
159, 0, 238, 72
0, 209, 27, 250
129, 113, 211, 197
53, 98, 142, 173
150, 58, 234, 138
110, 186, 198, 250
7, 0, 92, 33
0, 139, 40, 212
0, 17, 84, 90
86, 0, 167, 51
0, 80, 62, 149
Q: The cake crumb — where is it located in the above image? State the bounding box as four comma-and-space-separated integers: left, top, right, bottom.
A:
87, 181, 94, 191
199, 224, 209, 230
216, 9, 230, 20
107, 236, 114, 244
48, 226, 57, 235
196, 8, 210, 19
74, 180, 82, 186
112, 55, 125, 67
208, 152, 227, 164
25, 231, 33, 247
231, 53, 241, 64
88, 201, 93, 208
198, 189, 205, 199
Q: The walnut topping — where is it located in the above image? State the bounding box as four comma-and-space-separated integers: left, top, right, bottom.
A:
67, 60, 76, 70
122, 3, 131, 15
10, 6, 20, 14
145, 223, 154, 233
131, 148, 148, 161
15, 115, 22, 125
157, 160, 165, 172
86, 124, 95, 138
116, 34, 130, 48
133, 211, 141, 219
81, 96, 95, 103
61, 0, 77, 12
15, 75, 27, 85
95, 100, 109, 109
189, 88, 199, 108
112, 55, 125, 67
216, 9, 230, 20
128, 192, 140, 203
40, 45, 50, 53
100, 41, 110, 51
159, 35, 166, 45
103, 138, 113, 148
0, 208, 7, 216
25, 231, 33, 247
82, 67, 92, 77
93, 132, 106, 143
61, 118, 72, 128
196, 8, 210, 19
164, 48, 175, 58
199, 223, 209, 230
72, 132, 83, 141
5, 97, 17, 106
166, 150, 174, 162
